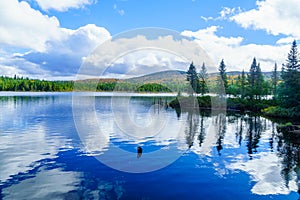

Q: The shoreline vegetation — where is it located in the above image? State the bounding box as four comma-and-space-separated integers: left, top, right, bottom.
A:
1, 40, 300, 121
174, 40, 300, 121
168, 95, 300, 119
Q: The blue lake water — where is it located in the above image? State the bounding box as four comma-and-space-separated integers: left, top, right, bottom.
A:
0, 92, 299, 199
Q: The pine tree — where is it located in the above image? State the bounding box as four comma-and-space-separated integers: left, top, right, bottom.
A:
248, 58, 257, 100
241, 70, 246, 99
218, 59, 228, 94
247, 58, 264, 100
272, 63, 278, 100
280, 40, 300, 108
285, 40, 299, 70
255, 63, 264, 100
199, 62, 208, 95
186, 62, 199, 95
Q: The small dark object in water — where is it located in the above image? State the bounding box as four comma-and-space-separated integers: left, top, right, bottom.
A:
137, 146, 143, 158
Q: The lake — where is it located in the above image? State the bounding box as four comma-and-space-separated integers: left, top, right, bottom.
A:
0, 92, 299, 199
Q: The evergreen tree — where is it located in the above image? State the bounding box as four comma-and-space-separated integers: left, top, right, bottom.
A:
199, 62, 208, 95
285, 40, 299, 70
241, 70, 246, 99
280, 40, 300, 108
247, 58, 265, 100
248, 58, 257, 100
272, 63, 278, 100
186, 62, 199, 95
218, 59, 228, 94
255, 63, 264, 100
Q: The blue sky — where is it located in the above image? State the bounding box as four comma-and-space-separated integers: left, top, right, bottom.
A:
0, 0, 299, 79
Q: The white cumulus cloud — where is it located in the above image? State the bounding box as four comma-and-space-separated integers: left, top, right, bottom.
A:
80, 32, 214, 79
12, 24, 111, 79
181, 26, 290, 71
35, 0, 96, 12
231, 0, 300, 38
0, 0, 62, 52
0, 0, 111, 79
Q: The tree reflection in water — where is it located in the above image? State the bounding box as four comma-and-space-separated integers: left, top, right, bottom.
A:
215, 113, 226, 155
276, 129, 300, 194
185, 109, 200, 149
178, 107, 300, 195
237, 115, 244, 146
245, 116, 262, 159
198, 112, 206, 147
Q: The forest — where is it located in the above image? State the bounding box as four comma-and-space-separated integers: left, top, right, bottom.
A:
179, 40, 300, 118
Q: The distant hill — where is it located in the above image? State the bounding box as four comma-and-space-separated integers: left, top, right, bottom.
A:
121, 70, 274, 84
209, 71, 273, 78
125, 70, 187, 84
89, 70, 275, 84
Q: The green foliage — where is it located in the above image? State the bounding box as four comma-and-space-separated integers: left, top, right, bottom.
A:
218, 59, 228, 93
136, 83, 171, 92
169, 95, 211, 109
262, 106, 300, 118
246, 58, 265, 100
279, 40, 300, 108
227, 83, 239, 96
169, 95, 276, 113
97, 82, 116, 91
197, 95, 211, 107
199, 62, 208, 95
286, 40, 299, 70
186, 62, 200, 94
228, 70, 247, 97
0, 76, 74, 91
284, 122, 293, 126
240, 70, 246, 98
0, 76, 174, 93
272, 63, 278, 99
248, 58, 257, 98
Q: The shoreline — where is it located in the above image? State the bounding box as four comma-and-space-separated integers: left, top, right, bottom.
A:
0, 91, 179, 97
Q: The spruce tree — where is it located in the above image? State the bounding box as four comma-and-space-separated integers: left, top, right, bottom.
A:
280, 40, 300, 108
256, 63, 264, 100
285, 40, 299, 70
247, 58, 264, 100
186, 62, 199, 95
248, 58, 257, 100
241, 70, 246, 99
272, 63, 278, 100
218, 59, 228, 94
199, 62, 208, 95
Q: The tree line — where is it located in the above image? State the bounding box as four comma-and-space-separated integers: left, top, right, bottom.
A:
0, 76, 173, 93
186, 57, 273, 98
0, 76, 74, 91
186, 40, 300, 118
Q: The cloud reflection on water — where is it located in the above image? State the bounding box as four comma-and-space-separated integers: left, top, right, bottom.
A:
1, 95, 299, 197
228, 152, 298, 195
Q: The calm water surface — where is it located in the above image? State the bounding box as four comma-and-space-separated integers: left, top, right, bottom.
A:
0, 92, 299, 199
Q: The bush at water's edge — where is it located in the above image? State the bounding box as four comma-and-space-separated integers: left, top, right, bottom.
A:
169, 96, 276, 113
262, 106, 300, 118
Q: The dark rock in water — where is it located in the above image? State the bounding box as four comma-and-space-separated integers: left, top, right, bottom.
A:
137, 146, 143, 158
137, 146, 143, 153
